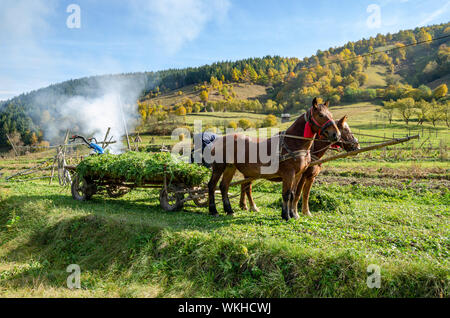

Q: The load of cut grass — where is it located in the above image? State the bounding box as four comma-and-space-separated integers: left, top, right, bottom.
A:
269, 188, 349, 213
306, 188, 350, 213
76, 151, 210, 187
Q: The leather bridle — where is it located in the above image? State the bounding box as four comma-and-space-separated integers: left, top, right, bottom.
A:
314, 122, 360, 151
305, 107, 336, 138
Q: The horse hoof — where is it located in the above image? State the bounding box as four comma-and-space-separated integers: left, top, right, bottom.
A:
209, 207, 219, 216
290, 212, 299, 219
225, 209, 234, 215
240, 204, 248, 211
224, 203, 234, 215
281, 212, 290, 221
226, 212, 235, 217
251, 206, 260, 212
303, 211, 312, 217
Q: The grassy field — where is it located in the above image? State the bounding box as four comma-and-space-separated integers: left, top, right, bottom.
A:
0, 175, 448, 297
0, 105, 449, 298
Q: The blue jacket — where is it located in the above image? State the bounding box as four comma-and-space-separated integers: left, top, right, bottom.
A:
199, 132, 217, 151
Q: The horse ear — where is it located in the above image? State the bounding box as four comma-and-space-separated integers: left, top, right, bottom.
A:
338, 115, 348, 124
312, 97, 318, 108
324, 100, 330, 107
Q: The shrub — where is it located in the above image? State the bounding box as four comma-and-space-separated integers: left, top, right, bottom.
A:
238, 118, 252, 130
330, 94, 341, 104
261, 115, 278, 127
227, 121, 238, 129
192, 103, 202, 113
175, 106, 186, 116
200, 90, 209, 103
204, 125, 217, 133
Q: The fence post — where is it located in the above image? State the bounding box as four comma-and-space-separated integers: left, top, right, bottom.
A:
5, 133, 19, 157
440, 139, 447, 161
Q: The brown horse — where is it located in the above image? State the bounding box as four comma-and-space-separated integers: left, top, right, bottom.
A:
240, 115, 360, 216
207, 98, 340, 220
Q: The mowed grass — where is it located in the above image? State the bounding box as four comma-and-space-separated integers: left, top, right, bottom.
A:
0, 177, 448, 297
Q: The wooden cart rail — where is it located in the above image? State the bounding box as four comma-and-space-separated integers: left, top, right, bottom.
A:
309, 135, 419, 166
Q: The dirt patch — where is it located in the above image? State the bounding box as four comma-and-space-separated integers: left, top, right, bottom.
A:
318, 164, 449, 190
316, 175, 450, 191
322, 165, 449, 180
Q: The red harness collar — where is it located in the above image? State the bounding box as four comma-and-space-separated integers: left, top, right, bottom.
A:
303, 121, 315, 138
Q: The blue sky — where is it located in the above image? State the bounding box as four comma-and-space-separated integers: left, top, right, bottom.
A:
0, 0, 449, 100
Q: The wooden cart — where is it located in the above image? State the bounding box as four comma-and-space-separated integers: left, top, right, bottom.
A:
65, 165, 209, 211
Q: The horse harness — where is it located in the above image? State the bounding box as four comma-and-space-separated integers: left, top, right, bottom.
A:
279, 108, 337, 162
279, 131, 311, 162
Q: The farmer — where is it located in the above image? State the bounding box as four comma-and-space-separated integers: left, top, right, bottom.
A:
191, 131, 218, 168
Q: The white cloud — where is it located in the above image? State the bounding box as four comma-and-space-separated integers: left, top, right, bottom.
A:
419, 1, 450, 27
0, 0, 54, 43
133, 0, 231, 54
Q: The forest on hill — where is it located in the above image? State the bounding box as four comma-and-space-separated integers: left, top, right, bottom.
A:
0, 23, 449, 149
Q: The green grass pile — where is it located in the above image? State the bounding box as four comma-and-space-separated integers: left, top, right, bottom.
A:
76, 151, 210, 187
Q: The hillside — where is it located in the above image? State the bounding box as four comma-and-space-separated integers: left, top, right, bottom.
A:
0, 22, 449, 149
146, 83, 269, 107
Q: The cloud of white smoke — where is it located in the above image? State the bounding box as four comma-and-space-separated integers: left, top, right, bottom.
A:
41, 76, 144, 153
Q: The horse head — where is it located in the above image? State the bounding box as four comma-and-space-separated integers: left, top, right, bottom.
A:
336, 115, 360, 152
308, 97, 340, 142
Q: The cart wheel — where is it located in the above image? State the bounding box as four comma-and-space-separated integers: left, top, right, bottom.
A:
193, 195, 208, 207
159, 188, 184, 211
71, 175, 95, 201
106, 185, 130, 198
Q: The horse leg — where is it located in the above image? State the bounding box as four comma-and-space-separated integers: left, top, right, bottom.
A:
240, 182, 249, 211
292, 175, 306, 217
301, 177, 315, 217
290, 174, 306, 219
246, 182, 259, 212
220, 165, 237, 215
281, 171, 295, 221
208, 163, 226, 216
